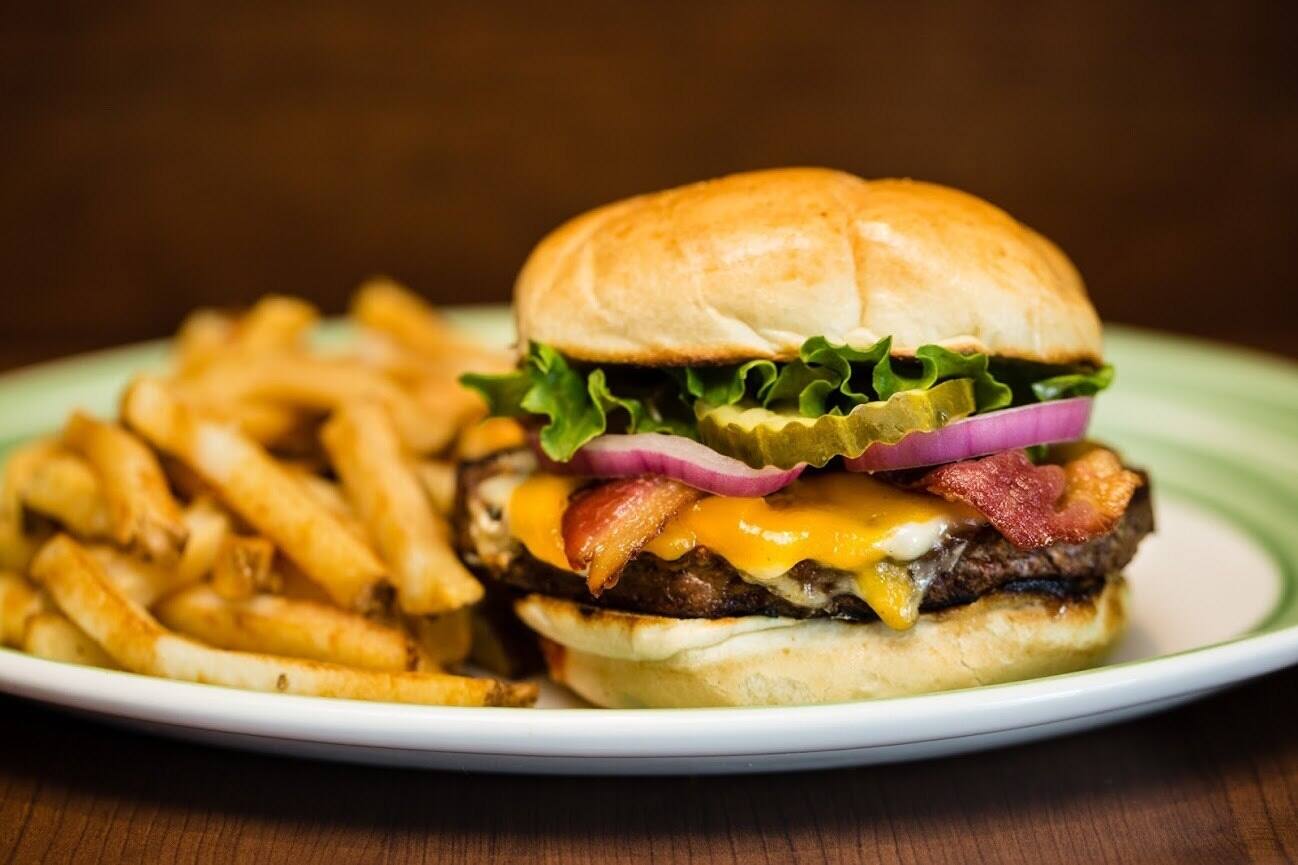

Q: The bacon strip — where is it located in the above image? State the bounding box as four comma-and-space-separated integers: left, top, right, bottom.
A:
920, 447, 1141, 549
561, 477, 703, 595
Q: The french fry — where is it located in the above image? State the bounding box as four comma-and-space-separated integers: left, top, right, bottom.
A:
179, 354, 454, 454
292, 471, 350, 516
350, 277, 513, 372
411, 377, 484, 448
350, 277, 465, 353
322, 401, 482, 614
63, 412, 188, 562
350, 331, 506, 401
176, 496, 232, 585
174, 309, 235, 376
348, 331, 433, 383
88, 545, 190, 608
158, 454, 211, 501
156, 584, 418, 672
33, 535, 535, 707
286, 469, 368, 541
20, 449, 114, 538
123, 378, 388, 611
183, 301, 323, 452
209, 535, 280, 600
276, 561, 335, 604
175, 297, 318, 376
410, 608, 472, 668
22, 612, 117, 668
232, 295, 319, 353
0, 439, 59, 570
0, 571, 50, 647
413, 460, 457, 517
455, 417, 527, 462
198, 400, 309, 449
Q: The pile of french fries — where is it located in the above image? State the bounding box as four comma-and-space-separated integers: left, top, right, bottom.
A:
0, 279, 538, 708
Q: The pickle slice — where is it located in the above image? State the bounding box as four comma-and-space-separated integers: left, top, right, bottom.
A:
696, 378, 976, 469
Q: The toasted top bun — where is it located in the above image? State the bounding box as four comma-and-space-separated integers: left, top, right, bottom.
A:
516, 168, 1102, 366
516, 578, 1127, 708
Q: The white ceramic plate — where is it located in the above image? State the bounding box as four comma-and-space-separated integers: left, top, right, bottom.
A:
1, 308, 1296, 775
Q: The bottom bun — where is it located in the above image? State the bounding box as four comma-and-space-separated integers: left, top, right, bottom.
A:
515, 577, 1128, 708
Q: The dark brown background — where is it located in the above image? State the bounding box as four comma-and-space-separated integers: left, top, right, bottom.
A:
2, 3, 1297, 863
2, 1, 1297, 360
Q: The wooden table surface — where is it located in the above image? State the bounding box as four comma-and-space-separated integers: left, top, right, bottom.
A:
1, 662, 1296, 863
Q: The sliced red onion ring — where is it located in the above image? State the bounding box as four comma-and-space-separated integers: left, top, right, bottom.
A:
534, 433, 805, 497
844, 397, 1094, 473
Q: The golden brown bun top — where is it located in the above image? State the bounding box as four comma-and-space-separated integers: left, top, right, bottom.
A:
516, 168, 1102, 366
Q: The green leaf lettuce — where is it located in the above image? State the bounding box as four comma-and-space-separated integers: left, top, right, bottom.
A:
460, 338, 1111, 462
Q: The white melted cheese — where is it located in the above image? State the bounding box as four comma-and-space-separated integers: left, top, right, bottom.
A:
875, 517, 951, 562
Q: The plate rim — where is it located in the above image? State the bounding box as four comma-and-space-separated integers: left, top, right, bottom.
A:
1, 624, 1295, 757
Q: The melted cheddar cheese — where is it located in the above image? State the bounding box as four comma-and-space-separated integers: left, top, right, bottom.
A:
645, 474, 976, 628
506, 473, 978, 630
505, 474, 584, 571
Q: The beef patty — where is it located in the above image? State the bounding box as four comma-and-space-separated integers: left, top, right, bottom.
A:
455, 451, 1154, 622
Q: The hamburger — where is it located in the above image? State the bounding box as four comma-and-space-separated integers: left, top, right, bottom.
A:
456, 168, 1150, 708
